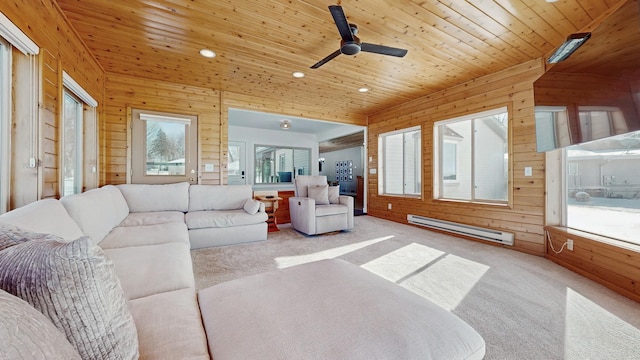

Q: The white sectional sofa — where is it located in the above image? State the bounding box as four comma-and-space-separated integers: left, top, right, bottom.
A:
0, 182, 267, 359
0, 182, 486, 360
187, 184, 269, 249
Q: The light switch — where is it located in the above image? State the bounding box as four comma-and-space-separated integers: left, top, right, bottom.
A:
524, 167, 532, 177
205, 164, 214, 172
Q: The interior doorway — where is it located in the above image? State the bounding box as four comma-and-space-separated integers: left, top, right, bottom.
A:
319, 131, 366, 215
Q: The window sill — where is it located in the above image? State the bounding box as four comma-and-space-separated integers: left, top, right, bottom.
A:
433, 198, 509, 207
379, 193, 422, 199
545, 226, 640, 252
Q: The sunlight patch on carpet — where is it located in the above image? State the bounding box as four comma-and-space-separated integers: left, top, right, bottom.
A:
564, 288, 640, 359
399, 253, 490, 311
360, 243, 445, 282
274, 235, 395, 268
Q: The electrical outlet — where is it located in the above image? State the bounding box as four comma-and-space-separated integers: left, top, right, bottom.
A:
567, 239, 574, 251
388, 203, 392, 210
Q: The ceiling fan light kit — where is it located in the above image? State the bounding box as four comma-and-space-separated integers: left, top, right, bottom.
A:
311, 5, 408, 69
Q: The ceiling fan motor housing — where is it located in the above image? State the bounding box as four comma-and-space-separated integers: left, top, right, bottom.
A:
341, 40, 361, 55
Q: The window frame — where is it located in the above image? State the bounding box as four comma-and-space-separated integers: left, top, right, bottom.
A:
0, 37, 10, 213
61, 89, 84, 196
377, 125, 422, 197
433, 106, 509, 205
60, 72, 98, 196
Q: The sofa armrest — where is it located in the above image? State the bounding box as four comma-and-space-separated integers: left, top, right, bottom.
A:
289, 197, 317, 235
338, 195, 354, 230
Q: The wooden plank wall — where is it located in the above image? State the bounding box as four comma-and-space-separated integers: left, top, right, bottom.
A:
546, 226, 640, 302
41, 49, 59, 199
2, 0, 104, 207
368, 59, 546, 256
10, 50, 38, 208
102, 80, 367, 186
103, 74, 221, 185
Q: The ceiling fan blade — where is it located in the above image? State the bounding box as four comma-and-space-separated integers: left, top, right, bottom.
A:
361, 43, 408, 57
310, 49, 342, 69
329, 5, 354, 42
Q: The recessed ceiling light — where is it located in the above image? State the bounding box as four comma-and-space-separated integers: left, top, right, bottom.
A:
358, 87, 369, 93
546, 0, 559, 2
199, 49, 216, 58
292, 71, 305, 78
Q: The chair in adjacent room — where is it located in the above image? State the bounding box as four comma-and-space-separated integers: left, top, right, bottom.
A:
289, 175, 354, 235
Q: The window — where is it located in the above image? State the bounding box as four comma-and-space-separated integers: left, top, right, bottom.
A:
378, 126, 421, 196
565, 129, 640, 245
145, 120, 186, 176
434, 107, 508, 203
62, 91, 83, 196
254, 145, 310, 184
0, 37, 10, 213
61, 72, 98, 196
442, 140, 458, 181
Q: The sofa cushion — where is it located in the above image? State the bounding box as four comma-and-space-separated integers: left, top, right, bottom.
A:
243, 198, 261, 215
60, 185, 130, 245
308, 184, 330, 205
103, 242, 195, 300
117, 182, 190, 213
100, 222, 190, 249
294, 175, 328, 197
185, 210, 268, 230
328, 185, 340, 204
0, 289, 81, 360
128, 288, 209, 360
0, 198, 84, 241
119, 211, 185, 227
0, 236, 139, 360
316, 204, 349, 217
189, 184, 252, 211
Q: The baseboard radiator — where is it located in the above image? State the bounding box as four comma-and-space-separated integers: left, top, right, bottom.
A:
407, 214, 514, 246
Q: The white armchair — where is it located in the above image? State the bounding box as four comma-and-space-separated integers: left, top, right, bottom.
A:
289, 175, 354, 235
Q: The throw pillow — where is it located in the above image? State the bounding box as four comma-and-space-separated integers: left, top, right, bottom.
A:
308, 185, 330, 205
0, 224, 61, 252
0, 289, 82, 360
243, 198, 261, 215
0, 235, 139, 360
328, 185, 340, 204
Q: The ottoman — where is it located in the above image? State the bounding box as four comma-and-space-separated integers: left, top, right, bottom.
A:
198, 259, 485, 359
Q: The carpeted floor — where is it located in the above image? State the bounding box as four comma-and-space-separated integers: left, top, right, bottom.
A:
191, 215, 640, 360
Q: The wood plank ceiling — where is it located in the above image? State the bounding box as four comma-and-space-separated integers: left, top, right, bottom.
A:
55, 0, 623, 117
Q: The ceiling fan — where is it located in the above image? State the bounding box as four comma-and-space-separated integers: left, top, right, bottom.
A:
310, 5, 408, 69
